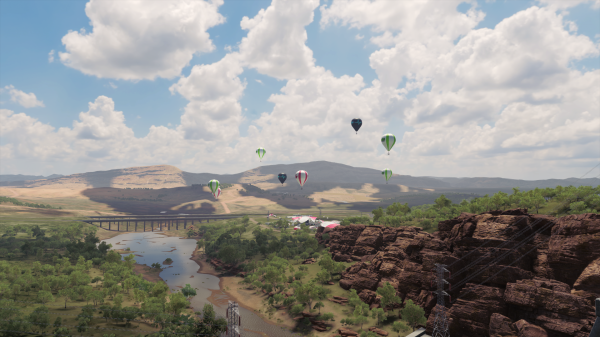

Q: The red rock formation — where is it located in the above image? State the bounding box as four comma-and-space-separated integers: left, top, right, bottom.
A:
318, 210, 599, 337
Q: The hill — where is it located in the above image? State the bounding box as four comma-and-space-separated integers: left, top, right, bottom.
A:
2, 161, 597, 190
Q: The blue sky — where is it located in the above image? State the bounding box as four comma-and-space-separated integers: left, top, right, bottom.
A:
1, 0, 599, 179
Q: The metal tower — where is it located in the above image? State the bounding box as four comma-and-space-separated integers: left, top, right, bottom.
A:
432, 263, 451, 337
226, 300, 241, 337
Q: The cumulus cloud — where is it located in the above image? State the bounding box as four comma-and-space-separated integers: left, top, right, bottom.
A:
58, 0, 225, 80
238, 0, 319, 79
2, 85, 45, 108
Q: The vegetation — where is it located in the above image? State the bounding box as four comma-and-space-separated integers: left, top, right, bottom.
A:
0, 196, 62, 209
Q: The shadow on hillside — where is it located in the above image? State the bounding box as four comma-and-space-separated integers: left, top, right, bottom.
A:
81, 186, 217, 215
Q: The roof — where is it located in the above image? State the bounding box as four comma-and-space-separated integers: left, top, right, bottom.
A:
406, 328, 430, 337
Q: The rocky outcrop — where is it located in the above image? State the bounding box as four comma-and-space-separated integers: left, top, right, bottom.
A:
319, 210, 599, 337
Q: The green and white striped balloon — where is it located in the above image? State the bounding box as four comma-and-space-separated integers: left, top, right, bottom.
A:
382, 168, 392, 184
208, 179, 220, 194
256, 147, 266, 161
381, 133, 396, 155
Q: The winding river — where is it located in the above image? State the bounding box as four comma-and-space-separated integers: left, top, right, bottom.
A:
103, 232, 300, 337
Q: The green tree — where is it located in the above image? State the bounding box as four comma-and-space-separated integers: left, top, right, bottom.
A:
316, 270, 331, 284
392, 320, 410, 336
37, 290, 54, 304
371, 307, 385, 326
28, 305, 50, 333
401, 299, 427, 331
313, 301, 324, 314
53, 327, 72, 336
360, 331, 378, 337
376, 282, 401, 313
434, 194, 452, 209
290, 303, 305, 317
372, 207, 384, 224
353, 302, 370, 330
181, 284, 197, 300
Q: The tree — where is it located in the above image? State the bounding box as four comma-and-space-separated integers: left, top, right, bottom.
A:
360, 331, 378, 337
401, 299, 427, 331
313, 301, 324, 314
353, 302, 370, 330
291, 303, 304, 317
29, 305, 50, 333
37, 290, 54, 304
53, 327, 72, 336
316, 270, 331, 284
371, 307, 385, 326
59, 288, 75, 309
372, 207, 384, 224
392, 321, 410, 336
434, 194, 452, 210
151, 262, 162, 269
181, 284, 197, 300
196, 239, 205, 252
348, 289, 362, 308
376, 282, 401, 313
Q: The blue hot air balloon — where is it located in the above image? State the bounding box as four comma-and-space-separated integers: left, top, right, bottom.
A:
351, 118, 362, 134
278, 173, 287, 185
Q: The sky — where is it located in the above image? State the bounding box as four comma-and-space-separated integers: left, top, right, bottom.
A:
0, 0, 599, 180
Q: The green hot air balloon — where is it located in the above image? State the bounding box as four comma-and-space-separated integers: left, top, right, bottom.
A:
381, 133, 396, 155
382, 168, 392, 184
208, 179, 220, 194
256, 147, 266, 162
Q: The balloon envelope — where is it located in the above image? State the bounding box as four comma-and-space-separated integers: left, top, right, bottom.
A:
278, 173, 287, 185
382, 168, 392, 183
256, 147, 266, 161
295, 170, 308, 188
208, 179, 220, 194
381, 134, 396, 154
351, 119, 362, 133
213, 187, 221, 199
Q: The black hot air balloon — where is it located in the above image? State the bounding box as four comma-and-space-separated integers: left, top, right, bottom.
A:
278, 173, 287, 185
351, 118, 362, 134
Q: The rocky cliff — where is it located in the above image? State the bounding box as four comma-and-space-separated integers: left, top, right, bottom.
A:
316, 210, 599, 337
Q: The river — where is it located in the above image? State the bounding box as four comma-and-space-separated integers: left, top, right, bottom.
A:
103, 232, 301, 337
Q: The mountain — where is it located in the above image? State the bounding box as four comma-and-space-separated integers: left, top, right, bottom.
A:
1, 161, 598, 190
0, 174, 63, 182
425, 176, 600, 189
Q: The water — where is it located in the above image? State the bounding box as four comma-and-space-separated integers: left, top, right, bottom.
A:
103, 232, 300, 337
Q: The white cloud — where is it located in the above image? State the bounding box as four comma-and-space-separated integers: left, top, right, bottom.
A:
355, 34, 364, 40
169, 53, 246, 142
536, 0, 600, 10
255, 79, 263, 84
48, 50, 55, 63
108, 82, 117, 89
58, 0, 225, 81
238, 0, 319, 80
2, 85, 45, 108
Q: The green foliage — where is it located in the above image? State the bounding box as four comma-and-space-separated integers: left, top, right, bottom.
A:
360, 331, 378, 337
392, 320, 410, 336
371, 307, 385, 326
401, 299, 427, 331
376, 282, 401, 312
340, 215, 372, 226
0, 196, 60, 209
181, 284, 197, 300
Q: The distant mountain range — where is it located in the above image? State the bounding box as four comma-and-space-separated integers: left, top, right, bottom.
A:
0, 174, 63, 182
1, 161, 598, 190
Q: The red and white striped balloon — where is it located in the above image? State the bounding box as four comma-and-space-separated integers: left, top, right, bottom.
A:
295, 170, 308, 189
213, 187, 221, 199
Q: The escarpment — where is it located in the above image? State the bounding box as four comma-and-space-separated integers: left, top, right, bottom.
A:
317, 210, 600, 337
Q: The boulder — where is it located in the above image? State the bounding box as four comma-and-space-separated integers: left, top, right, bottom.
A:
573, 257, 600, 296
338, 327, 359, 336
514, 319, 548, 337
302, 258, 316, 264
489, 313, 517, 337
368, 326, 389, 336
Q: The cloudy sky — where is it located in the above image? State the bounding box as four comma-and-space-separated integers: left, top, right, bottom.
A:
1, 0, 599, 180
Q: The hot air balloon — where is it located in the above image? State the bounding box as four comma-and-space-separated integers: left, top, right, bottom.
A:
351, 118, 362, 134
208, 179, 220, 194
382, 168, 392, 184
278, 173, 287, 185
295, 170, 308, 190
381, 133, 396, 155
213, 187, 221, 199
256, 147, 266, 162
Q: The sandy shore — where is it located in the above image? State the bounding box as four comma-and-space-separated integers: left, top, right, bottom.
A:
189, 248, 297, 333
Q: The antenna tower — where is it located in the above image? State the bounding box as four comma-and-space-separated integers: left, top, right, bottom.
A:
432, 263, 451, 337
226, 300, 241, 337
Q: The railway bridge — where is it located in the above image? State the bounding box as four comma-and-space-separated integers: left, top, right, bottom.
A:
82, 214, 247, 232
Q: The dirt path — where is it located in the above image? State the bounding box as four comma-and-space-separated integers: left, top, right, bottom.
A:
220, 201, 231, 214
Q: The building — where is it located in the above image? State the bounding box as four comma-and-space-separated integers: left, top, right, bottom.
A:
406, 328, 431, 337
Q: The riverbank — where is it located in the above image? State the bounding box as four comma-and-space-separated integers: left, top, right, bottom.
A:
189, 248, 298, 333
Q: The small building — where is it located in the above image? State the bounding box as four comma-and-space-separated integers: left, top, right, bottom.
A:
406, 328, 430, 337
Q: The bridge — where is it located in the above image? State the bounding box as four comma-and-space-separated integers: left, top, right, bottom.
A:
82, 214, 250, 232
